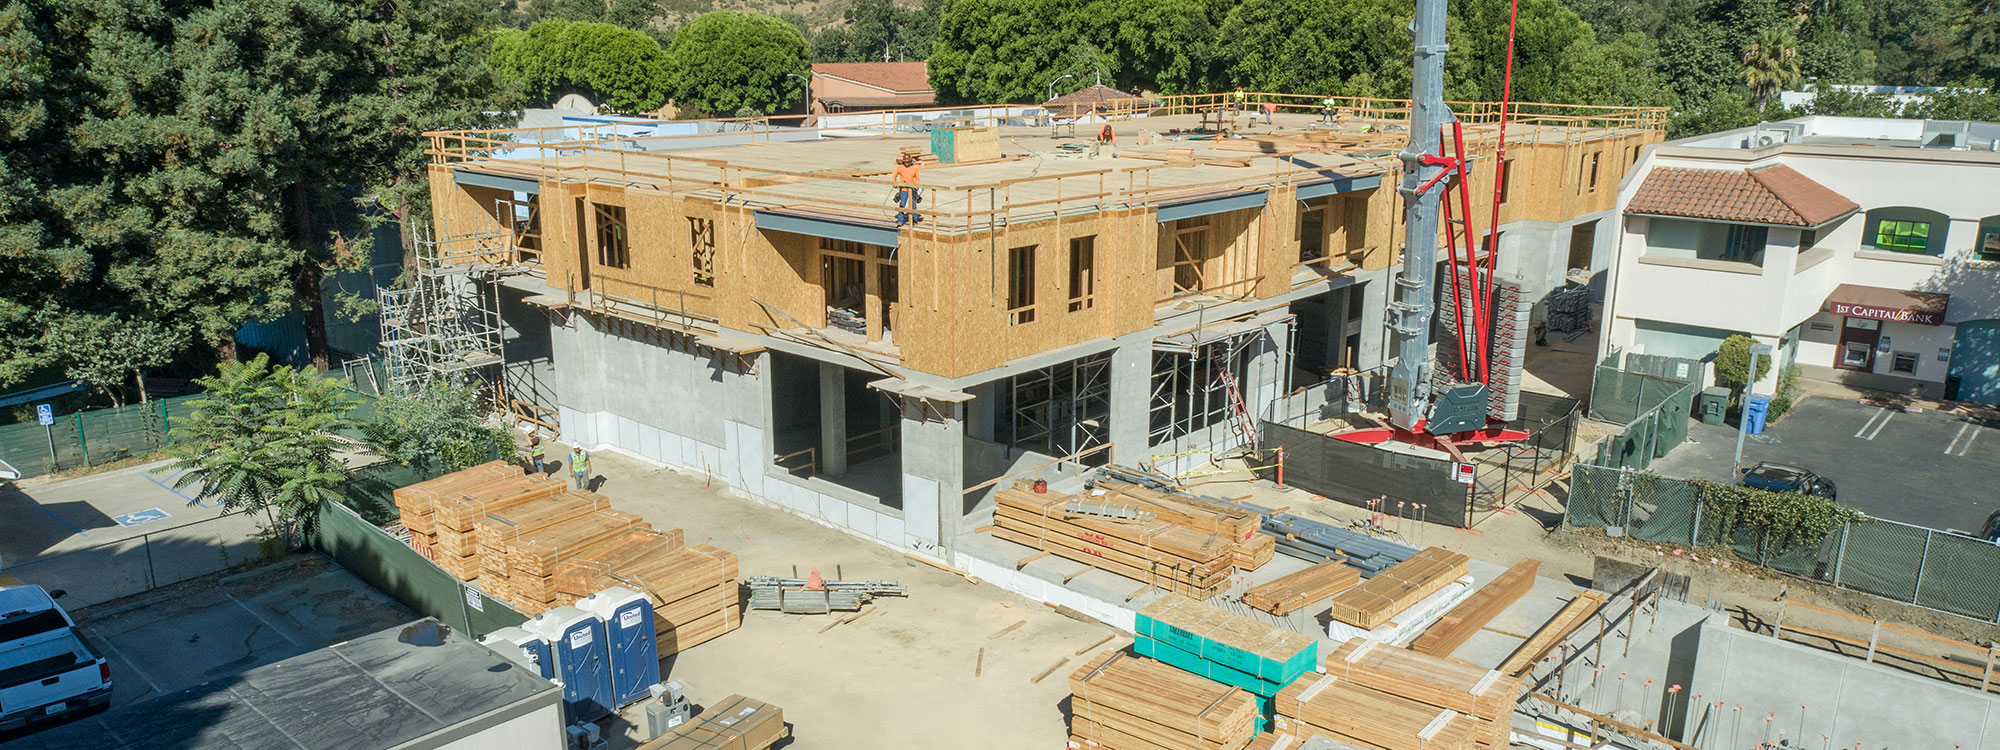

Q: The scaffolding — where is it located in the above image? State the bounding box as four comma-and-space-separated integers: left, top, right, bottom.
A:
1002, 352, 1111, 463
1146, 317, 1296, 466
377, 219, 506, 396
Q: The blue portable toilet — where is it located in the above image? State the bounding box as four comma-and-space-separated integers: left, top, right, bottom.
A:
478, 625, 554, 680
580, 586, 660, 708
534, 606, 614, 723
1744, 394, 1772, 435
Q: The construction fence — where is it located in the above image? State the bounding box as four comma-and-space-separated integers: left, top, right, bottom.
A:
1257, 420, 1475, 528
314, 465, 528, 638
0, 511, 271, 609
1566, 463, 2000, 623
1583, 353, 1697, 472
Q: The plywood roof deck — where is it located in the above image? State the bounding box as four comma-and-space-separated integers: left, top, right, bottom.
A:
430, 95, 1667, 233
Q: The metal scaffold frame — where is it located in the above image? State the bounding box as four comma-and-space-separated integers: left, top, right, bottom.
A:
1003, 352, 1111, 462
377, 212, 507, 396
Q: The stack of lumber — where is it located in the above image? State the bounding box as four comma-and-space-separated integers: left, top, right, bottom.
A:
1497, 590, 1604, 677
1240, 563, 1360, 616
501, 508, 651, 607
1068, 650, 1259, 750
1134, 595, 1317, 722
1325, 547, 1468, 629
1297, 639, 1520, 748
391, 462, 520, 557
555, 539, 740, 654
1272, 673, 1482, 750
474, 490, 614, 586
992, 483, 1235, 599
1093, 480, 1275, 571
1411, 559, 1540, 657
431, 474, 568, 579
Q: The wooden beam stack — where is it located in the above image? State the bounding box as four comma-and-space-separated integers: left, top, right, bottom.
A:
1497, 591, 1604, 678
1068, 650, 1259, 750
473, 491, 613, 592
1411, 559, 1540, 657
1240, 563, 1360, 616
992, 485, 1234, 599
431, 474, 568, 579
555, 539, 741, 655
1325, 547, 1468, 629
391, 461, 520, 555
1092, 480, 1275, 571
1272, 673, 1481, 750
1134, 595, 1318, 706
1295, 639, 1521, 748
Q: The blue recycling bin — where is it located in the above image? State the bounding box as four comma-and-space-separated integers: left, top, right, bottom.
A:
1743, 394, 1772, 434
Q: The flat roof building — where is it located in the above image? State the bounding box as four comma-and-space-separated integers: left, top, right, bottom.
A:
1602, 116, 2000, 401
412, 94, 1662, 561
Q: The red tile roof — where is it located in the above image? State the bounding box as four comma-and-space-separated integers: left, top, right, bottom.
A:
811, 62, 933, 94
1043, 84, 1149, 118
1627, 165, 1858, 227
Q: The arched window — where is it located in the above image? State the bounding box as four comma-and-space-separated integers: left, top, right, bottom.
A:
1863, 207, 1950, 256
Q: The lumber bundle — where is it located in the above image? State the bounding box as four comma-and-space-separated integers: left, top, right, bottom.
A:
1411, 559, 1540, 657
504, 508, 651, 578
1069, 650, 1258, 750
992, 486, 1234, 599
1240, 563, 1360, 616
555, 542, 741, 654
1320, 640, 1519, 720
1498, 591, 1604, 677
1092, 480, 1274, 571
1273, 674, 1481, 750
392, 461, 519, 536
1134, 595, 1317, 699
434, 474, 568, 533
1325, 547, 1468, 628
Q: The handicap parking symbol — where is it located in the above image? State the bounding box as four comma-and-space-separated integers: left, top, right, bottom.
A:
114, 508, 170, 526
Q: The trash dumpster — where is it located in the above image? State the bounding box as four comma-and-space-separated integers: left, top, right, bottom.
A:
1698, 387, 1729, 425
1743, 394, 1772, 435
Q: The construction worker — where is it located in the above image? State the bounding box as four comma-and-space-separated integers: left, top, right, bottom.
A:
1232, 88, 1246, 113
569, 446, 591, 490
892, 154, 922, 227
527, 434, 546, 474
1321, 96, 1336, 123
1261, 102, 1277, 125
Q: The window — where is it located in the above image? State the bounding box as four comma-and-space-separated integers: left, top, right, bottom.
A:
1722, 225, 1768, 263
1008, 245, 1037, 325
1579, 152, 1601, 194
688, 216, 716, 287
1799, 228, 1817, 250
1980, 221, 2000, 262
1892, 352, 1919, 375
1875, 219, 1932, 253
594, 204, 629, 268
1067, 236, 1096, 312
1298, 202, 1326, 261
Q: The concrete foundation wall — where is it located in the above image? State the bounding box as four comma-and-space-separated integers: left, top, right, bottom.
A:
1683, 617, 2000, 748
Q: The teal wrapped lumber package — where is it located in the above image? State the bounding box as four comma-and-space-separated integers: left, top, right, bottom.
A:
1135, 595, 1318, 689
1135, 637, 1292, 696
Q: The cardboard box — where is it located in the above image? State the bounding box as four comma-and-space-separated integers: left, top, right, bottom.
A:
640, 695, 786, 750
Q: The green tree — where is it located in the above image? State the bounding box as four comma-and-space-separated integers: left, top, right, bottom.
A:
364, 379, 513, 473
1714, 334, 1775, 394
162, 354, 357, 542
42, 313, 186, 407
492, 20, 672, 111
664, 11, 809, 116
1741, 26, 1802, 110
931, 0, 1088, 103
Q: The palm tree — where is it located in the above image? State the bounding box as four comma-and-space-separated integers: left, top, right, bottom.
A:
1742, 27, 1803, 112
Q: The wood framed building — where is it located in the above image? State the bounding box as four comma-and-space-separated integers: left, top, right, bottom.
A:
418, 93, 1664, 560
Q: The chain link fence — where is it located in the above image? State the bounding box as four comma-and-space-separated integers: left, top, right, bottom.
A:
1583, 352, 1697, 472
1567, 463, 2000, 622
0, 387, 382, 481
0, 511, 271, 608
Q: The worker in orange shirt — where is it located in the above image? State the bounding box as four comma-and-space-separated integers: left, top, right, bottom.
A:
893, 154, 922, 227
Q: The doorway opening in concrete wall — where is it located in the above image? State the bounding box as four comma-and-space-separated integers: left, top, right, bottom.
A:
769, 351, 904, 510
1569, 220, 1598, 272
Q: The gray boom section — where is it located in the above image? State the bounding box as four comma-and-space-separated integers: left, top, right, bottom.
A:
1385, 0, 1458, 431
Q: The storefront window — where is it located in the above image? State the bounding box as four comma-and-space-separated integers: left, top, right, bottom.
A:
1875, 220, 1931, 253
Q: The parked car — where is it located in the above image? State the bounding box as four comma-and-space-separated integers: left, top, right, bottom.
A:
1977, 510, 2000, 544
0, 584, 111, 732
1739, 461, 1838, 500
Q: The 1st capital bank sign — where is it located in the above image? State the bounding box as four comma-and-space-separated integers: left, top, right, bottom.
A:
1829, 301, 1943, 326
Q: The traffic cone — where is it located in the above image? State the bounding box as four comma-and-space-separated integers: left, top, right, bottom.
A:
805, 567, 826, 591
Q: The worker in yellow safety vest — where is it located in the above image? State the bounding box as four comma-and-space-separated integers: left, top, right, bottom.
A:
569, 447, 591, 489
527, 435, 546, 474
1321, 97, 1336, 123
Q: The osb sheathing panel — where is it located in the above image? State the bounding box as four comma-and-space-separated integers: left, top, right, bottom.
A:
429, 166, 509, 263
541, 182, 581, 292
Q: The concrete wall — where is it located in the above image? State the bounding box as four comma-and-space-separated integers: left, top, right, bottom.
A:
1682, 617, 2000, 749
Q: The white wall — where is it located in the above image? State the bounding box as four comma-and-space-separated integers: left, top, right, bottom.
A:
431, 702, 565, 750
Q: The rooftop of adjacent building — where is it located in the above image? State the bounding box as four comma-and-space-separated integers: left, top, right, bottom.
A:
431, 94, 1666, 233
1666, 115, 2000, 154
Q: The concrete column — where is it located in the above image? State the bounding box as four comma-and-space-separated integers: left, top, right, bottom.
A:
819, 361, 848, 477
1107, 339, 1153, 467
1247, 318, 1292, 424
964, 381, 1000, 443
899, 399, 964, 557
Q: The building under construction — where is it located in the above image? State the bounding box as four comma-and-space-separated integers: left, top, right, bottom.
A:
412, 94, 1663, 559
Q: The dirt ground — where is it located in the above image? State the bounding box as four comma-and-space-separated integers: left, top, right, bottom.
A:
575, 448, 1119, 749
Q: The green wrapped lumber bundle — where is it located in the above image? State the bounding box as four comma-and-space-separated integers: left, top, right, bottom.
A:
1136, 595, 1318, 700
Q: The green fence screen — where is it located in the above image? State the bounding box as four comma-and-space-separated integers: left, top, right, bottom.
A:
314, 499, 527, 638
0, 390, 379, 480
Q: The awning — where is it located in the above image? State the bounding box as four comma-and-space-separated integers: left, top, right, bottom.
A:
1825, 283, 1948, 326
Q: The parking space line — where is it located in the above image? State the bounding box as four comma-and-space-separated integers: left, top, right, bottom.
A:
1946, 422, 1971, 454
226, 593, 308, 649
83, 626, 164, 696
1859, 409, 1895, 440
143, 470, 218, 509
1957, 425, 1983, 457
1854, 407, 1888, 438
24, 497, 87, 538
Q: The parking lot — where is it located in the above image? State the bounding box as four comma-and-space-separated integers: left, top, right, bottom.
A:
1650, 395, 2000, 533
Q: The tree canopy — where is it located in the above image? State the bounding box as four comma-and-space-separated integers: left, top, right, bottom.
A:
665, 11, 809, 116
492, 19, 672, 111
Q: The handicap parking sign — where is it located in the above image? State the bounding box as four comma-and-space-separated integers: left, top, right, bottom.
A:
35, 404, 52, 426
114, 508, 170, 526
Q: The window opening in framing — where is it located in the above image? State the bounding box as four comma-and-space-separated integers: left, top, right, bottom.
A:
594, 204, 630, 268
1068, 236, 1096, 312
501, 194, 541, 263
1172, 217, 1210, 294
1299, 199, 1326, 262
1008, 244, 1037, 325
1498, 159, 1514, 204
689, 216, 716, 286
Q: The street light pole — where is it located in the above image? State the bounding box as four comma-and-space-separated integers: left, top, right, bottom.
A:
1732, 343, 1775, 476
1046, 74, 1075, 103
785, 72, 809, 109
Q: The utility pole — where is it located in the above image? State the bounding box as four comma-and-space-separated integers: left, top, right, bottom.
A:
1731, 343, 1774, 476
1385, 0, 1455, 431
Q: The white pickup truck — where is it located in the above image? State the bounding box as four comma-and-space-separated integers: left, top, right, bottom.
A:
0, 583, 111, 732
